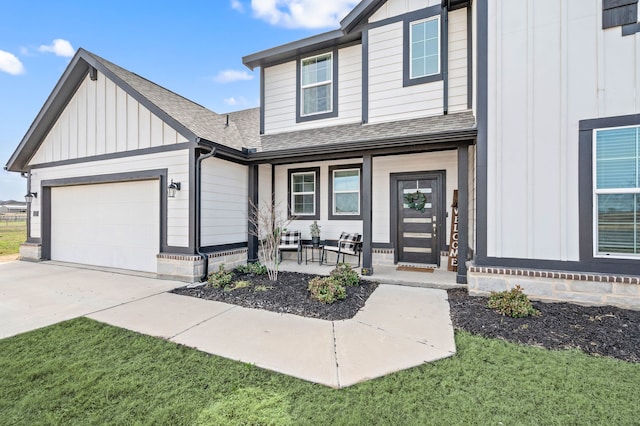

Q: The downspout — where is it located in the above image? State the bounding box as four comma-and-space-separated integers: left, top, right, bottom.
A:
195, 142, 216, 282
443, 3, 449, 115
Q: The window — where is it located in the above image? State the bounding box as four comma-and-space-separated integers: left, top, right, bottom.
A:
593, 126, 640, 257
410, 17, 440, 79
288, 168, 320, 220
329, 165, 362, 220
301, 53, 333, 116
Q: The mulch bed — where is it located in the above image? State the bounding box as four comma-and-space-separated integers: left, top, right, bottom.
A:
447, 288, 640, 363
171, 271, 378, 321
173, 271, 640, 362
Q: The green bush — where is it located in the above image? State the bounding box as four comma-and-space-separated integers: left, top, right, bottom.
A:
487, 285, 541, 318
330, 263, 360, 287
235, 262, 267, 275
308, 277, 346, 304
207, 265, 234, 289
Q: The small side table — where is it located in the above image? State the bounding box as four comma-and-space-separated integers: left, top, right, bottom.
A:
305, 244, 324, 265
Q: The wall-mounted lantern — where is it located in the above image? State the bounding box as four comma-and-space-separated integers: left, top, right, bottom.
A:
24, 192, 37, 203
167, 180, 181, 198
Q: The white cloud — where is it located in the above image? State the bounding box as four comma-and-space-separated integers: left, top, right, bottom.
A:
0, 50, 25, 75
223, 96, 253, 107
231, 0, 244, 12
224, 97, 240, 106
213, 69, 254, 83
250, 0, 357, 29
38, 39, 75, 57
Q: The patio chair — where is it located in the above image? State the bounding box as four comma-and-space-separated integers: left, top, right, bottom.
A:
278, 230, 302, 264
321, 232, 362, 267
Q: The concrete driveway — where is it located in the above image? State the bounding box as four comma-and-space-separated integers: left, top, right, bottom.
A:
0, 261, 180, 339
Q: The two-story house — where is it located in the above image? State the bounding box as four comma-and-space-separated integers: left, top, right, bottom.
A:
6, 0, 640, 309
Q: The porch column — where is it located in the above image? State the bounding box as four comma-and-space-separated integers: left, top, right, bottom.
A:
362, 154, 373, 274
456, 145, 469, 283
248, 164, 259, 263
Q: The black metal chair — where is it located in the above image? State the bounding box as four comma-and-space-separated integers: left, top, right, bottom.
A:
321, 232, 362, 267
278, 230, 302, 264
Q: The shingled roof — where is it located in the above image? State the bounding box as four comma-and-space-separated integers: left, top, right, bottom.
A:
260, 111, 477, 153
5, 49, 261, 172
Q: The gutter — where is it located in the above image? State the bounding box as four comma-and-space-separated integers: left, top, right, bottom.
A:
195, 140, 216, 282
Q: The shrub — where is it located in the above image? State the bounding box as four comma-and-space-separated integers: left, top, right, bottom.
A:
207, 265, 234, 289
308, 277, 346, 304
224, 280, 251, 292
330, 263, 360, 287
235, 262, 267, 275
487, 285, 541, 318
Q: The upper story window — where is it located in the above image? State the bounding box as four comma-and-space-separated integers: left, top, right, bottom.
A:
410, 17, 440, 79
301, 53, 333, 116
594, 126, 640, 257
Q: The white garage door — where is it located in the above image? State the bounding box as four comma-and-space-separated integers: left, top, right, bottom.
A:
51, 180, 160, 272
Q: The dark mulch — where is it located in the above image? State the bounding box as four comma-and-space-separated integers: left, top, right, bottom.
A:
171, 271, 378, 321
447, 288, 640, 363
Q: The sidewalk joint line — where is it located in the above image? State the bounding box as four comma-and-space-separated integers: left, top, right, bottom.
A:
168, 305, 238, 340
331, 321, 341, 389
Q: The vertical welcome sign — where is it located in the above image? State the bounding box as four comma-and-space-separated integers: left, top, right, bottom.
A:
448, 190, 459, 272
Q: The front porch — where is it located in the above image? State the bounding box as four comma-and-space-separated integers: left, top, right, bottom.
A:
277, 259, 464, 290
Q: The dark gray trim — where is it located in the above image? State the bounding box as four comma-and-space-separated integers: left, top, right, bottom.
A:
362, 29, 369, 124
260, 67, 265, 135
26, 237, 41, 244
340, 0, 386, 33
402, 5, 444, 88
456, 145, 468, 284
296, 49, 339, 123
287, 167, 321, 220
390, 170, 447, 265
579, 113, 640, 130
622, 22, 640, 36
328, 163, 363, 220
480, 257, 640, 276
28, 142, 192, 170
26, 170, 32, 241
466, 5, 473, 110
372, 242, 393, 249
602, 0, 638, 29
200, 242, 248, 253
39, 169, 190, 259
475, 0, 489, 263
362, 154, 373, 272
189, 146, 198, 253
442, 5, 449, 114
248, 164, 259, 262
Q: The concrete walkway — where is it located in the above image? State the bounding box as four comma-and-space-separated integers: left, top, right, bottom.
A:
1, 261, 456, 388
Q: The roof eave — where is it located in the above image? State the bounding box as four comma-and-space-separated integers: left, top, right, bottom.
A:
339, 0, 386, 33
249, 128, 477, 163
242, 29, 348, 70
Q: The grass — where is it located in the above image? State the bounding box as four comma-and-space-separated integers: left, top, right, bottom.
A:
0, 219, 26, 255
0, 318, 638, 425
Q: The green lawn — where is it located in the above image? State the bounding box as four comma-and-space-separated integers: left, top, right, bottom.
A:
0, 219, 26, 255
0, 318, 638, 425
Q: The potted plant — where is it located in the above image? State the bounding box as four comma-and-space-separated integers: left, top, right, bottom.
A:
310, 221, 321, 247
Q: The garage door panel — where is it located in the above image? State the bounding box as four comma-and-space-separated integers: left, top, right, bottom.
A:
51, 180, 160, 272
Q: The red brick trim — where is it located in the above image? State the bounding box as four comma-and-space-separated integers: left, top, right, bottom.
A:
468, 266, 640, 285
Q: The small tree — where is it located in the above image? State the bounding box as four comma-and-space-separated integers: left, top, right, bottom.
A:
248, 198, 292, 281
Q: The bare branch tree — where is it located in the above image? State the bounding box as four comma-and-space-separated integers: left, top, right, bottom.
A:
248, 197, 292, 281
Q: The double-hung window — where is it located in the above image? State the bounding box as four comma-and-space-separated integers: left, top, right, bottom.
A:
329, 165, 362, 220
410, 17, 440, 80
301, 53, 333, 116
290, 170, 318, 218
594, 126, 640, 257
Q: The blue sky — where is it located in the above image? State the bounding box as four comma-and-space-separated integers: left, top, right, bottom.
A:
0, 0, 358, 201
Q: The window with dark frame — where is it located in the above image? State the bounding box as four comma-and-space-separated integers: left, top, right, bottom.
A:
410, 17, 440, 79
593, 126, 640, 257
329, 164, 362, 220
288, 168, 320, 220
301, 53, 333, 116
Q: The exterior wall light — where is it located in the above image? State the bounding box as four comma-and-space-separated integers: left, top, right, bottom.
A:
24, 192, 37, 203
167, 180, 181, 198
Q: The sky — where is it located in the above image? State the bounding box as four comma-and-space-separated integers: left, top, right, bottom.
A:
0, 0, 359, 201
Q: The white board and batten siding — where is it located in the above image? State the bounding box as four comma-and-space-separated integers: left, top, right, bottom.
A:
367, 0, 468, 123
29, 72, 188, 166
29, 150, 191, 249
487, 0, 640, 261
263, 45, 362, 134
200, 158, 248, 247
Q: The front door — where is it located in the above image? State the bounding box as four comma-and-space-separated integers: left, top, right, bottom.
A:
393, 172, 445, 266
